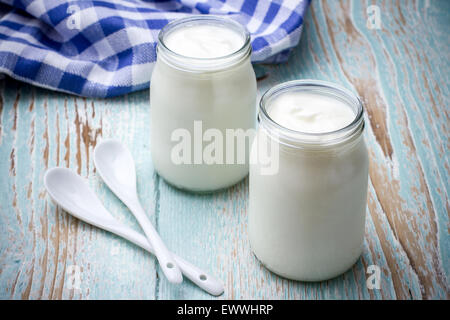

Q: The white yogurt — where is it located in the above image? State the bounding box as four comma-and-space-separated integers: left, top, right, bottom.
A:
249, 81, 369, 281
150, 16, 256, 192
268, 91, 355, 133
164, 24, 245, 59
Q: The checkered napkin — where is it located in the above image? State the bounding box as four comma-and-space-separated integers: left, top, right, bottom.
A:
0, 0, 310, 98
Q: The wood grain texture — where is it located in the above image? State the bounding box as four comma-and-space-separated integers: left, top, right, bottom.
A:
0, 0, 448, 299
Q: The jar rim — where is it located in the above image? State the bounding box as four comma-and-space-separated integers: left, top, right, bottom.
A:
259, 80, 365, 147
157, 15, 252, 71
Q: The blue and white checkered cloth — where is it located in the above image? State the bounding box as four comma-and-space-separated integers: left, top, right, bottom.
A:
0, 0, 310, 97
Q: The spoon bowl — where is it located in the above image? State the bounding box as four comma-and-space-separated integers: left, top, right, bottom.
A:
44, 167, 116, 226
94, 140, 137, 196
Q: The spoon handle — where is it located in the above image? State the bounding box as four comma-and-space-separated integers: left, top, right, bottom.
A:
128, 201, 183, 284
106, 222, 224, 296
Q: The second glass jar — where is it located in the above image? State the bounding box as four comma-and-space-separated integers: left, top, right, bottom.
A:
249, 80, 369, 281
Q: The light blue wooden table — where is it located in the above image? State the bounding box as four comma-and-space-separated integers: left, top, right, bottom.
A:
0, 0, 448, 299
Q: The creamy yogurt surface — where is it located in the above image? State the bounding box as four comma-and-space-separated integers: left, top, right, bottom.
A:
267, 91, 355, 133
164, 24, 245, 59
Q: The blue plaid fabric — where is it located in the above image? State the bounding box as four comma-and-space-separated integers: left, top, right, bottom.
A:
0, 0, 310, 97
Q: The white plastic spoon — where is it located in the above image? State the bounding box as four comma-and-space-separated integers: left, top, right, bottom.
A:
93, 139, 182, 284
44, 167, 224, 296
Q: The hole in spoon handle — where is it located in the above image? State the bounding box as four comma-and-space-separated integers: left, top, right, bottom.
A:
160, 258, 183, 284
172, 255, 224, 296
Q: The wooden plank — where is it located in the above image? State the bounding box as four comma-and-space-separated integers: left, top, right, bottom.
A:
0, 82, 158, 299
0, 0, 448, 299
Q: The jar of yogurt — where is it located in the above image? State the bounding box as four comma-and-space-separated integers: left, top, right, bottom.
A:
150, 16, 257, 192
249, 80, 369, 281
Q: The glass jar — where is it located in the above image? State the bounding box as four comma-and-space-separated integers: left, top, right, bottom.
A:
150, 16, 257, 192
249, 80, 369, 281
